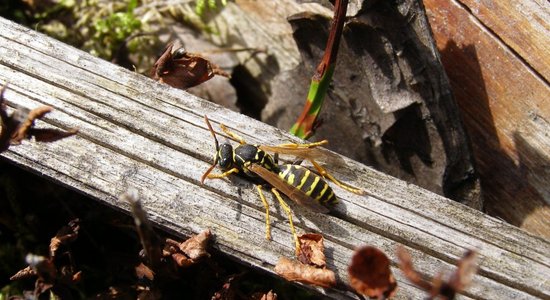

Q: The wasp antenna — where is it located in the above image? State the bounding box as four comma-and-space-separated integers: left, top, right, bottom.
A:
202, 115, 220, 184
204, 115, 220, 151
201, 163, 217, 184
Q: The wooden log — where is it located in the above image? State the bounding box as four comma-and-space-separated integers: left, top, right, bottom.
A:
0, 17, 548, 299
423, 0, 550, 238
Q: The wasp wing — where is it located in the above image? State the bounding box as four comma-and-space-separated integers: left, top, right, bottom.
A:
247, 164, 330, 214
259, 144, 346, 167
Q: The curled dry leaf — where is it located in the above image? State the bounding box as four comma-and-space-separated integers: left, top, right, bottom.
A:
297, 233, 326, 267
177, 229, 212, 260
0, 84, 78, 152
11, 219, 82, 299
9, 266, 36, 281
10, 106, 53, 143
49, 218, 80, 258
274, 257, 336, 288
397, 246, 478, 300
168, 252, 195, 269
135, 262, 155, 281
163, 229, 212, 268
29, 127, 79, 143
348, 246, 397, 299
151, 42, 230, 90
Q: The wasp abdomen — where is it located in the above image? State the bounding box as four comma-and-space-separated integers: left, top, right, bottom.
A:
278, 165, 337, 207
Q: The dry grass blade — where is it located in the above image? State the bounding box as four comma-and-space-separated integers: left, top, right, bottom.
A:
122, 191, 163, 269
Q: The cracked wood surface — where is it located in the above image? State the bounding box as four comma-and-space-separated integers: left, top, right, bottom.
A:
0, 17, 548, 299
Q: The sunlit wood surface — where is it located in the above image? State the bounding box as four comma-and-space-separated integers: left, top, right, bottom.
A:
1, 17, 548, 299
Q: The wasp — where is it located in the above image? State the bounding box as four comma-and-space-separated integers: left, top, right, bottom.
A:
200, 116, 363, 253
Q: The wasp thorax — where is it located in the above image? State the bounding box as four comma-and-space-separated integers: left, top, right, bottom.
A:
218, 143, 234, 170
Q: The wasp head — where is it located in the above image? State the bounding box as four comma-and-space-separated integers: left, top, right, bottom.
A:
218, 143, 234, 170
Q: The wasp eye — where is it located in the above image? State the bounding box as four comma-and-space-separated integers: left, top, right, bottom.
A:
172, 47, 187, 59
218, 144, 233, 169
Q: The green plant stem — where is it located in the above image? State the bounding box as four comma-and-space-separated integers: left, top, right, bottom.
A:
289, 0, 348, 139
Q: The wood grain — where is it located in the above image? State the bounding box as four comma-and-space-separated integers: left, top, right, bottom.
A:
0, 17, 548, 299
457, 0, 550, 81
423, 0, 550, 238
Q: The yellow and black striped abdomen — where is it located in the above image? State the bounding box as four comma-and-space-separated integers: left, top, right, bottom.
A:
278, 164, 337, 207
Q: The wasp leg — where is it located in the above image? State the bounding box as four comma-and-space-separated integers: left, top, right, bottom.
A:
276, 139, 328, 149
310, 160, 364, 195
220, 124, 246, 145
256, 185, 272, 240
206, 167, 239, 179
270, 188, 300, 255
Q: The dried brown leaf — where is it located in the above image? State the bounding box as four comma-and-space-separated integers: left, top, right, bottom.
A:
0, 85, 77, 151
170, 253, 195, 268
30, 127, 78, 142
49, 218, 80, 258
10, 266, 37, 281
396, 245, 432, 291
11, 220, 82, 300
397, 246, 478, 299
25, 254, 57, 284
449, 250, 478, 293
151, 42, 174, 78
297, 233, 326, 267
151, 42, 229, 90
71, 270, 82, 283
348, 246, 397, 299
274, 257, 336, 288
34, 279, 54, 296
10, 106, 52, 144
135, 262, 155, 281
162, 229, 211, 268
178, 229, 211, 260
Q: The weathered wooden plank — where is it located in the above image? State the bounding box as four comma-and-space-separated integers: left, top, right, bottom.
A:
423, 0, 550, 238
455, 0, 550, 81
0, 17, 548, 299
